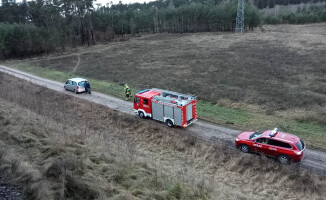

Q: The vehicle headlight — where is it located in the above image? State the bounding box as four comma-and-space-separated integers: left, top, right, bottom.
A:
235, 138, 240, 141
294, 151, 302, 155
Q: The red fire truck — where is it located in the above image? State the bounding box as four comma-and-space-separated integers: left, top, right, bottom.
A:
133, 88, 198, 127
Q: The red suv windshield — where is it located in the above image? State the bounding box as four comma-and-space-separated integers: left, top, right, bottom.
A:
249, 132, 263, 139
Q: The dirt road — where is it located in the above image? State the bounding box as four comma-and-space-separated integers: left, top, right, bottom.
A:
0, 65, 325, 175
0, 171, 22, 200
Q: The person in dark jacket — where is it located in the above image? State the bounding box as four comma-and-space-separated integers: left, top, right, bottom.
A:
84, 81, 91, 94
84, 81, 88, 94
86, 81, 91, 94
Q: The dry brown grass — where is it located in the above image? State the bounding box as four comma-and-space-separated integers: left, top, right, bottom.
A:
0, 72, 326, 199
17, 24, 326, 123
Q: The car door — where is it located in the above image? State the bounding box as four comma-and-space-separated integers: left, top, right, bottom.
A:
65, 80, 71, 90
68, 80, 73, 91
65, 80, 69, 90
254, 138, 270, 154
266, 139, 281, 157
268, 139, 292, 157
72, 81, 77, 91
142, 98, 151, 114
134, 97, 140, 110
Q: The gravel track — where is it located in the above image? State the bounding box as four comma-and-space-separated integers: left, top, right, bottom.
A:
0, 172, 22, 200
0, 64, 325, 175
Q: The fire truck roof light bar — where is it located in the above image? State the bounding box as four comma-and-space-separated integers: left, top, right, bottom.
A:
138, 89, 150, 94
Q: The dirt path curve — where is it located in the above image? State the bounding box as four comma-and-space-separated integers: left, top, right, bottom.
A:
0, 65, 325, 175
72, 54, 81, 73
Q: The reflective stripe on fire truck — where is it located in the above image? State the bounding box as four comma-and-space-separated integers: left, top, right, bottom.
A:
164, 117, 174, 125
137, 109, 152, 118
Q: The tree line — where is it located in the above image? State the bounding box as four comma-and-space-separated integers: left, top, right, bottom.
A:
252, 0, 326, 9
263, 4, 326, 24
0, 0, 325, 59
0, 0, 260, 59
92, 1, 260, 35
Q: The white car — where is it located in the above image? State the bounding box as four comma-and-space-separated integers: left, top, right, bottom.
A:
64, 78, 87, 94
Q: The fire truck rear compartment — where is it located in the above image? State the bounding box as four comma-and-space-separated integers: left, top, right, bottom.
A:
152, 102, 192, 126
186, 104, 193, 121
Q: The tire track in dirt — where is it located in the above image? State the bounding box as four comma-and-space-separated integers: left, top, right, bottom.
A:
0, 64, 325, 175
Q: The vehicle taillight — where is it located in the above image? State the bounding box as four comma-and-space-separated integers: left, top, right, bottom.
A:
77, 86, 79, 89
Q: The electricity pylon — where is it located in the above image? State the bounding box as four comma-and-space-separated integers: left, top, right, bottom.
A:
235, 0, 245, 33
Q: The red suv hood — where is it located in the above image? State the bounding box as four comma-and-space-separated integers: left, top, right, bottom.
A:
237, 132, 254, 140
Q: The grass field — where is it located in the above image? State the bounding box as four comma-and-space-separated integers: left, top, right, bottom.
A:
7, 62, 326, 150
5, 23, 326, 150
1, 72, 325, 199
20, 23, 326, 123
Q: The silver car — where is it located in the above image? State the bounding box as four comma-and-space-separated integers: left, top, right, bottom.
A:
64, 78, 87, 94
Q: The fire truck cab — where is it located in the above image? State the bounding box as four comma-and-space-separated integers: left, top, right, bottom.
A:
133, 88, 198, 127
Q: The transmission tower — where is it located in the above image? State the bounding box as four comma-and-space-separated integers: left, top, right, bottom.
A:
235, 0, 245, 33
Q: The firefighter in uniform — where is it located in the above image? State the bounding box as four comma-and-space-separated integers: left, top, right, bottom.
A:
125, 84, 131, 100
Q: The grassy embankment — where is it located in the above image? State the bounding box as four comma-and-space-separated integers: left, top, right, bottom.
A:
1, 72, 325, 199
0, 73, 207, 199
6, 62, 326, 151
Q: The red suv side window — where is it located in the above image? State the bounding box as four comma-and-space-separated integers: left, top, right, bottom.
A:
268, 139, 292, 149
256, 138, 268, 144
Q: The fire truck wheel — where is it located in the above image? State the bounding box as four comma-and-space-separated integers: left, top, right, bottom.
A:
138, 111, 145, 118
166, 120, 174, 127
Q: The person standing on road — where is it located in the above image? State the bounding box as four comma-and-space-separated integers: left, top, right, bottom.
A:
125, 84, 131, 100
84, 81, 91, 94
87, 81, 91, 94
84, 81, 88, 94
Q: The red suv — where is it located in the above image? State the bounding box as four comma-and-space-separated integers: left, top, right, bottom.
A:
235, 128, 305, 164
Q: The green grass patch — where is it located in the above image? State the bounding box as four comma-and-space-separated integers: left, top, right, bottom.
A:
197, 100, 252, 125
9, 62, 133, 99
6, 61, 326, 151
